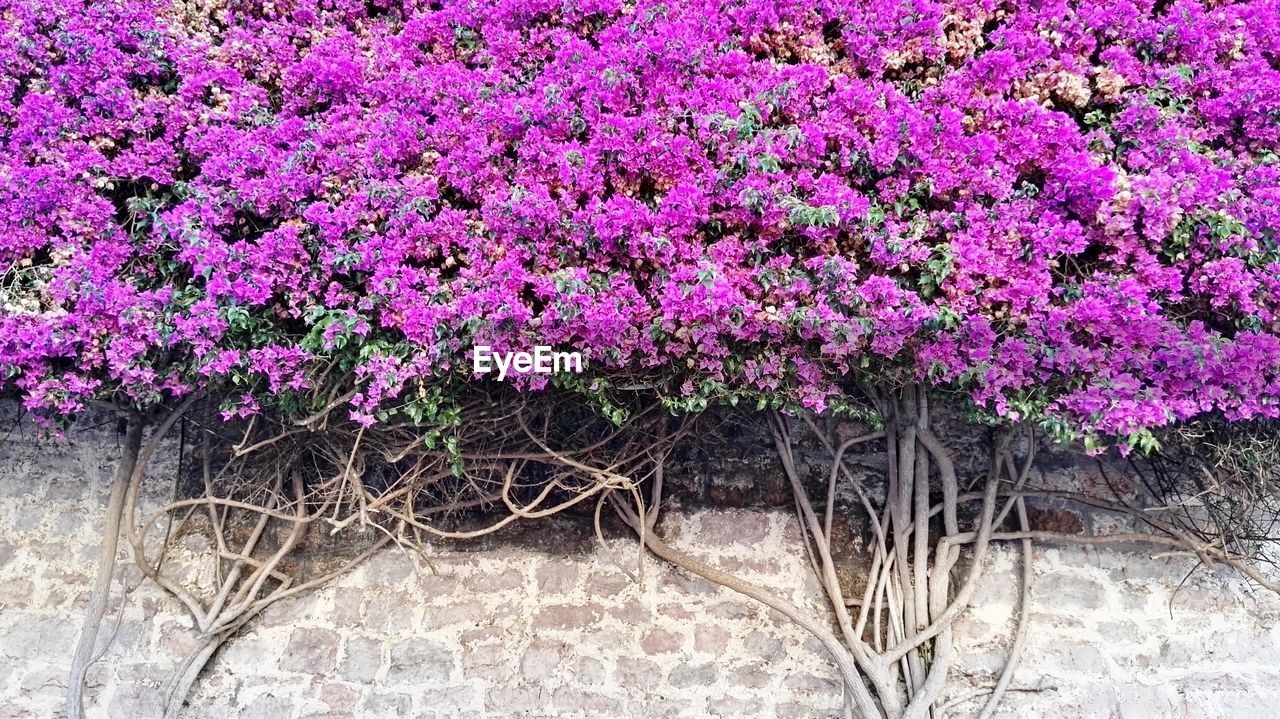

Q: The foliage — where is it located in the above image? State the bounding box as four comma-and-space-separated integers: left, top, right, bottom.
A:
2, 0, 1279, 447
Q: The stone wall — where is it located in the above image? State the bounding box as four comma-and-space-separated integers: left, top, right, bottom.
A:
3, 411, 1280, 718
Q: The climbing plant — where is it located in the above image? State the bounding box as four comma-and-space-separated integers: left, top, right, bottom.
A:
2, 0, 1278, 716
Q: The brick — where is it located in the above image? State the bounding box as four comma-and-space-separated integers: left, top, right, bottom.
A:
729, 662, 772, 689
330, 587, 364, 627
279, 627, 341, 675
0, 578, 34, 608
614, 658, 663, 692
1107, 556, 1190, 583
1032, 575, 1107, 612
19, 668, 65, 696
1041, 642, 1111, 678
532, 603, 601, 631
570, 657, 607, 686
1114, 684, 1183, 717
216, 633, 281, 674
640, 628, 681, 655
420, 602, 488, 631
1170, 587, 1242, 613
158, 620, 205, 657
459, 642, 506, 679
605, 600, 650, 624
614, 660, 665, 690
338, 636, 382, 683
45, 477, 88, 502
50, 509, 87, 537
464, 568, 524, 593
1095, 620, 1141, 646
667, 661, 717, 688
708, 601, 757, 621
776, 701, 829, 718
418, 569, 462, 596
418, 685, 480, 709
783, 672, 840, 697
83, 662, 109, 690
111, 662, 170, 688
627, 699, 685, 719
364, 592, 418, 633
458, 625, 506, 644
585, 570, 631, 598
319, 682, 361, 713
259, 594, 309, 627
0, 477, 42, 498
952, 615, 998, 644
1025, 506, 1084, 534
657, 603, 694, 621
698, 512, 771, 544
799, 636, 826, 656
484, 685, 552, 714
358, 691, 412, 715
239, 694, 295, 719
105, 620, 148, 655
550, 687, 624, 715
716, 556, 787, 575
0, 616, 74, 660
743, 630, 784, 661
705, 695, 767, 717
969, 572, 1020, 607
1159, 637, 1212, 665
11, 511, 43, 533
106, 686, 167, 718
519, 639, 566, 681
45, 569, 89, 588
535, 560, 579, 594
387, 639, 455, 684
364, 551, 415, 583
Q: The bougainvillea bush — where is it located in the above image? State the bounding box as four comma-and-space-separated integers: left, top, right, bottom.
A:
3, 0, 1279, 446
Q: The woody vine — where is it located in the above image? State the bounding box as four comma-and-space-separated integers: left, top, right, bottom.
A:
3, 0, 1279, 716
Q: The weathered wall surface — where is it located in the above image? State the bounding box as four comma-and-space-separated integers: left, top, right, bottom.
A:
3, 414, 1280, 718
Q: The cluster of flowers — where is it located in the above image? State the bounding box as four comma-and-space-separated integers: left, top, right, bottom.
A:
2, 0, 1278, 444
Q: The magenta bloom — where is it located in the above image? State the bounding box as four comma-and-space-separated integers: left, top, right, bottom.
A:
2, 0, 1278, 442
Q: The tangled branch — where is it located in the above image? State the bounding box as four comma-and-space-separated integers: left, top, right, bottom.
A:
67, 386, 1280, 718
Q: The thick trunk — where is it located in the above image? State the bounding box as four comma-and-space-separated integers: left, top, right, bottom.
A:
67, 417, 144, 719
